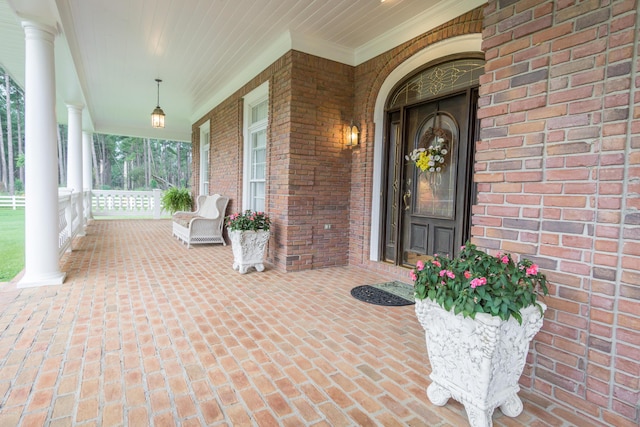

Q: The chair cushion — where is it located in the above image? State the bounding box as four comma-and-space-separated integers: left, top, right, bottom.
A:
173, 213, 200, 228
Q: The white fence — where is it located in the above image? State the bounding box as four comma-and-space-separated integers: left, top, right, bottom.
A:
0, 195, 26, 209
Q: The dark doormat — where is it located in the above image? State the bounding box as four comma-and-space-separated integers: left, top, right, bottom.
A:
350, 281, 414, 306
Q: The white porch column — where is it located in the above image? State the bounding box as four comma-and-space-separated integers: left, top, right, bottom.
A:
19, 21, 65, 287
82, 131, 93, 220
66, 104, 85, 236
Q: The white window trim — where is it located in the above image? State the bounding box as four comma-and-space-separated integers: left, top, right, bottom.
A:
242, 81, 269, 211
199, 121, 210, 196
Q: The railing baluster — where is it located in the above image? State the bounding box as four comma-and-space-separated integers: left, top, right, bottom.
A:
89, 189, 169, 218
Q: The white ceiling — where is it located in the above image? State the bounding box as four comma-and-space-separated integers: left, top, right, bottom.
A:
0, 0, 484, 142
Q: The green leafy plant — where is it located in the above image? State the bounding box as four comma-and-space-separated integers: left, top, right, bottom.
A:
410, 242, 548, 323
16, 153, 25, 168
225, 210, 270, 232
161, 187, 192, 214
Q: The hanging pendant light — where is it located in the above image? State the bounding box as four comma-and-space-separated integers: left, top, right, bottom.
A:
151, 78, 165, 128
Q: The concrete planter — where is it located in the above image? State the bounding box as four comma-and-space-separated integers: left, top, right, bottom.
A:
415, 298, 546, 427
228, 229, 270, 274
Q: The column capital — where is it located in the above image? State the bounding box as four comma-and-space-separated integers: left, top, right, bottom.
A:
21, 20, 58, 41
66, 103, 84, 112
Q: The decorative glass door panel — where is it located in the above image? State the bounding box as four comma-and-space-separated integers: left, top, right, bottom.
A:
413, 112, 458, 219
403, 93, 468, 264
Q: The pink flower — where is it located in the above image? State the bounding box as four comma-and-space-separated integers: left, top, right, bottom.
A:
432, 260, 441, 267
500, 255, 509, 264
470, 277, 487, 289
410, 271, 417, 281
464, 270, 471, 279
438, 269, 455, 279
416, 260, 425, 271
526, 264, 539, 275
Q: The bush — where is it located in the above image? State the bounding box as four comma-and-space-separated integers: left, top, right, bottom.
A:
410, 242, 548, 323
225, 210, 271, 231
161, 187, 192, 214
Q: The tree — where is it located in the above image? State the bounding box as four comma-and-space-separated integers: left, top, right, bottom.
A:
16, 95, 24, 187
5, 71, 14, 195
0, 67, 192, 193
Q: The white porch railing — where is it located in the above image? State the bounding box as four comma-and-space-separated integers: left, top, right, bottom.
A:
58, 189, 79, 257
2, 189, 169, 268
92, 189, 165, 218
55, 189, 167, 259
0, 195, 26, 209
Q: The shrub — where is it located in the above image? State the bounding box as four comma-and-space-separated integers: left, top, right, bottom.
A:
410, 242, 548, 323
225, 210, 270, 232
161, 187, 192, 214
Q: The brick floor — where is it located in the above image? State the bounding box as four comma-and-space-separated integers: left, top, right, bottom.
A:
0, 219, 606, 426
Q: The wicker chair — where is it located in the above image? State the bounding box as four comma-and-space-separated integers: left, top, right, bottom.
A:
172, 194, 229, 248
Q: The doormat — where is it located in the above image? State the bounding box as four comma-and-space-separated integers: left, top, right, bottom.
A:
350, 281, 414, 306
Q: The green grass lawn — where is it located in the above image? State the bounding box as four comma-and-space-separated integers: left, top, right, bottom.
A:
0, 208, 25, 282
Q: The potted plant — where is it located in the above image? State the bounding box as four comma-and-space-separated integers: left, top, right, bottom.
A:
225, 210, 271, 274
410, 242, 549, 427
161, 187, 193, 214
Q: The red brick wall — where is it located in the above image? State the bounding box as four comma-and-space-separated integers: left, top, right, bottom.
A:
267, 54, 294, 270
283, 52, 354, 271
192, 51, 353, 271
477, 1, 639, 425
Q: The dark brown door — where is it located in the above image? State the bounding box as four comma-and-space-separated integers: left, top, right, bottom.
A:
383, 90, 476, 266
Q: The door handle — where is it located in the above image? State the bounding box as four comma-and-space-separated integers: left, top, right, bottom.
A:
403, 189, 411, 210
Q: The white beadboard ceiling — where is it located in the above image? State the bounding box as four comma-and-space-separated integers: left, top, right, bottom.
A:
0, 0, 484, 142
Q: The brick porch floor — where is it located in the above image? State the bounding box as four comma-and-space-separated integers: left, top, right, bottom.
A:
0, 219, 605, 426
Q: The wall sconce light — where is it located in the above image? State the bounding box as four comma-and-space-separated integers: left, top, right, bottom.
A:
346, 121, 359, 147
151, 78, 165, 128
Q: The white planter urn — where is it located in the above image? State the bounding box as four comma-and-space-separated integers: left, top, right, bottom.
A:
414, 298, 546, 427
228, 229, 270, 274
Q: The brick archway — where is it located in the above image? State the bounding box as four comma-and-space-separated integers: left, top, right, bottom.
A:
369, 34, 483, 261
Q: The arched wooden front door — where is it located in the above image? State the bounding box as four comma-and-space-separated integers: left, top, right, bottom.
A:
382, 58, 483, 267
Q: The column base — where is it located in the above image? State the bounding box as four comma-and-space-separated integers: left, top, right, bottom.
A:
18, 271, 66, 288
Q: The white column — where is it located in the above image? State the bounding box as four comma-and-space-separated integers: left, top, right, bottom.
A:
82, 131, 93, 220
19, 21, 65, 287
66, 104, 85, 236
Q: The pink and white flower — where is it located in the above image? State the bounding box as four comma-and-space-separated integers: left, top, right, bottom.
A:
470, 277, 487, 289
